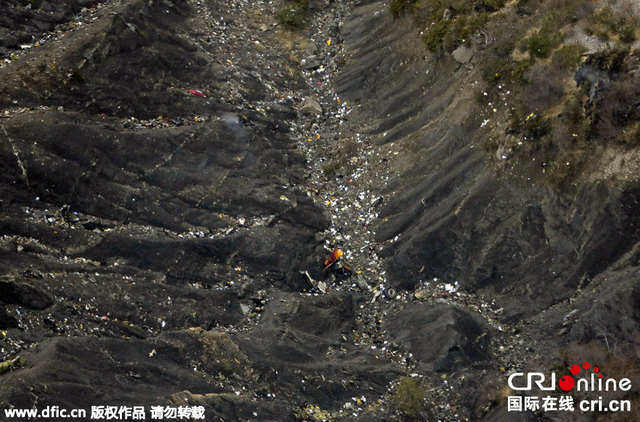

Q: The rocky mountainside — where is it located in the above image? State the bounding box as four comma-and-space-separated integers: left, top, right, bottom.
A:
0, 0, 639, 420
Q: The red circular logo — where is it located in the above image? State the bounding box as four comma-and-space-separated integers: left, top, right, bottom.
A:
558, 375, 575, 391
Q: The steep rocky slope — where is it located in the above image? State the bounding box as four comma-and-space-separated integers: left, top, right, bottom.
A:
0, 0, 639, 421
336, 0, 640, 419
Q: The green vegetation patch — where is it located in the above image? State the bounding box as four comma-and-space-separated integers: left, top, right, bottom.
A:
485, 57, 533, 84
0, 356, 24, 375
551, 44, 586, 70
397, 0, 506, 53
391, 0, 419, 18
424, 12, 489, 53
390, 377, 426, 418
424, 19, 452, 51
394, 0, 640, 186
321, 161, 341, 178
588, 5, 638, 43
508, 109, 552, 141
445, 12, 488, 52
277, 0, 310, 29
423, 0, 505, 14
525, 27, 563, 58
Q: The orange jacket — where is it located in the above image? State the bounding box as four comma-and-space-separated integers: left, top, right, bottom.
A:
324, 247, 343, 267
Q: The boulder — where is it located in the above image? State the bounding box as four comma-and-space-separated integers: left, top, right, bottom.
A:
299, 97, 323, 115
452, 45, 474, 64
384, 303, 492, 372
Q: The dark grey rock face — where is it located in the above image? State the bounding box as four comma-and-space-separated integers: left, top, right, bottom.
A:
234, 291, 402, 411
384, 304, 492, 373
0, 0, 338, 418
335, 0, 640, 419
336, 2, 640, 319
0, 279, 53, 310
1, 0, 639, 420
0, 0, 94, 55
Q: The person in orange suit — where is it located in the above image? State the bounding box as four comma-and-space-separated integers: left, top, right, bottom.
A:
323, 247, 352, 279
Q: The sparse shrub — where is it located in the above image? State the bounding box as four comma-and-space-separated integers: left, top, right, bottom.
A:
523, 62, 565, 111
443, 15, 469, 51
442, 12, 488, 51
321, 161, 341, 178
508, 109, 552, 140
591, 78, 640, 140
551, 44, 586, 70
424, 19, 452, 52
482, 56, 532, 84
523, 114, 552, 140
589, 47, 627, 72
421, 0, 500, 52
481, 0, 506, 12
438, 0, 507, 13
562, 95, 586, 131
492, 37, 516, 58
526, 27, 563, 58
277, 0, 310, 28
618, 23, 636, 43
195, 329, 253, 378
391, 377, 425, 418
390, 0, 418, 18
589, 5, 638, 43
482, 58, 510, 83
594, 6, 618, 32
277, 8, 303, 28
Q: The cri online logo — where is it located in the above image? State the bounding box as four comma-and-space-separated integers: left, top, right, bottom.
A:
508, 362, 632, 393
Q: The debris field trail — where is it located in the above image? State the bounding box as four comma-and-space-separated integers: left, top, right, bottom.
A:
256, 0, 541, 419
4, 0, 632, 420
